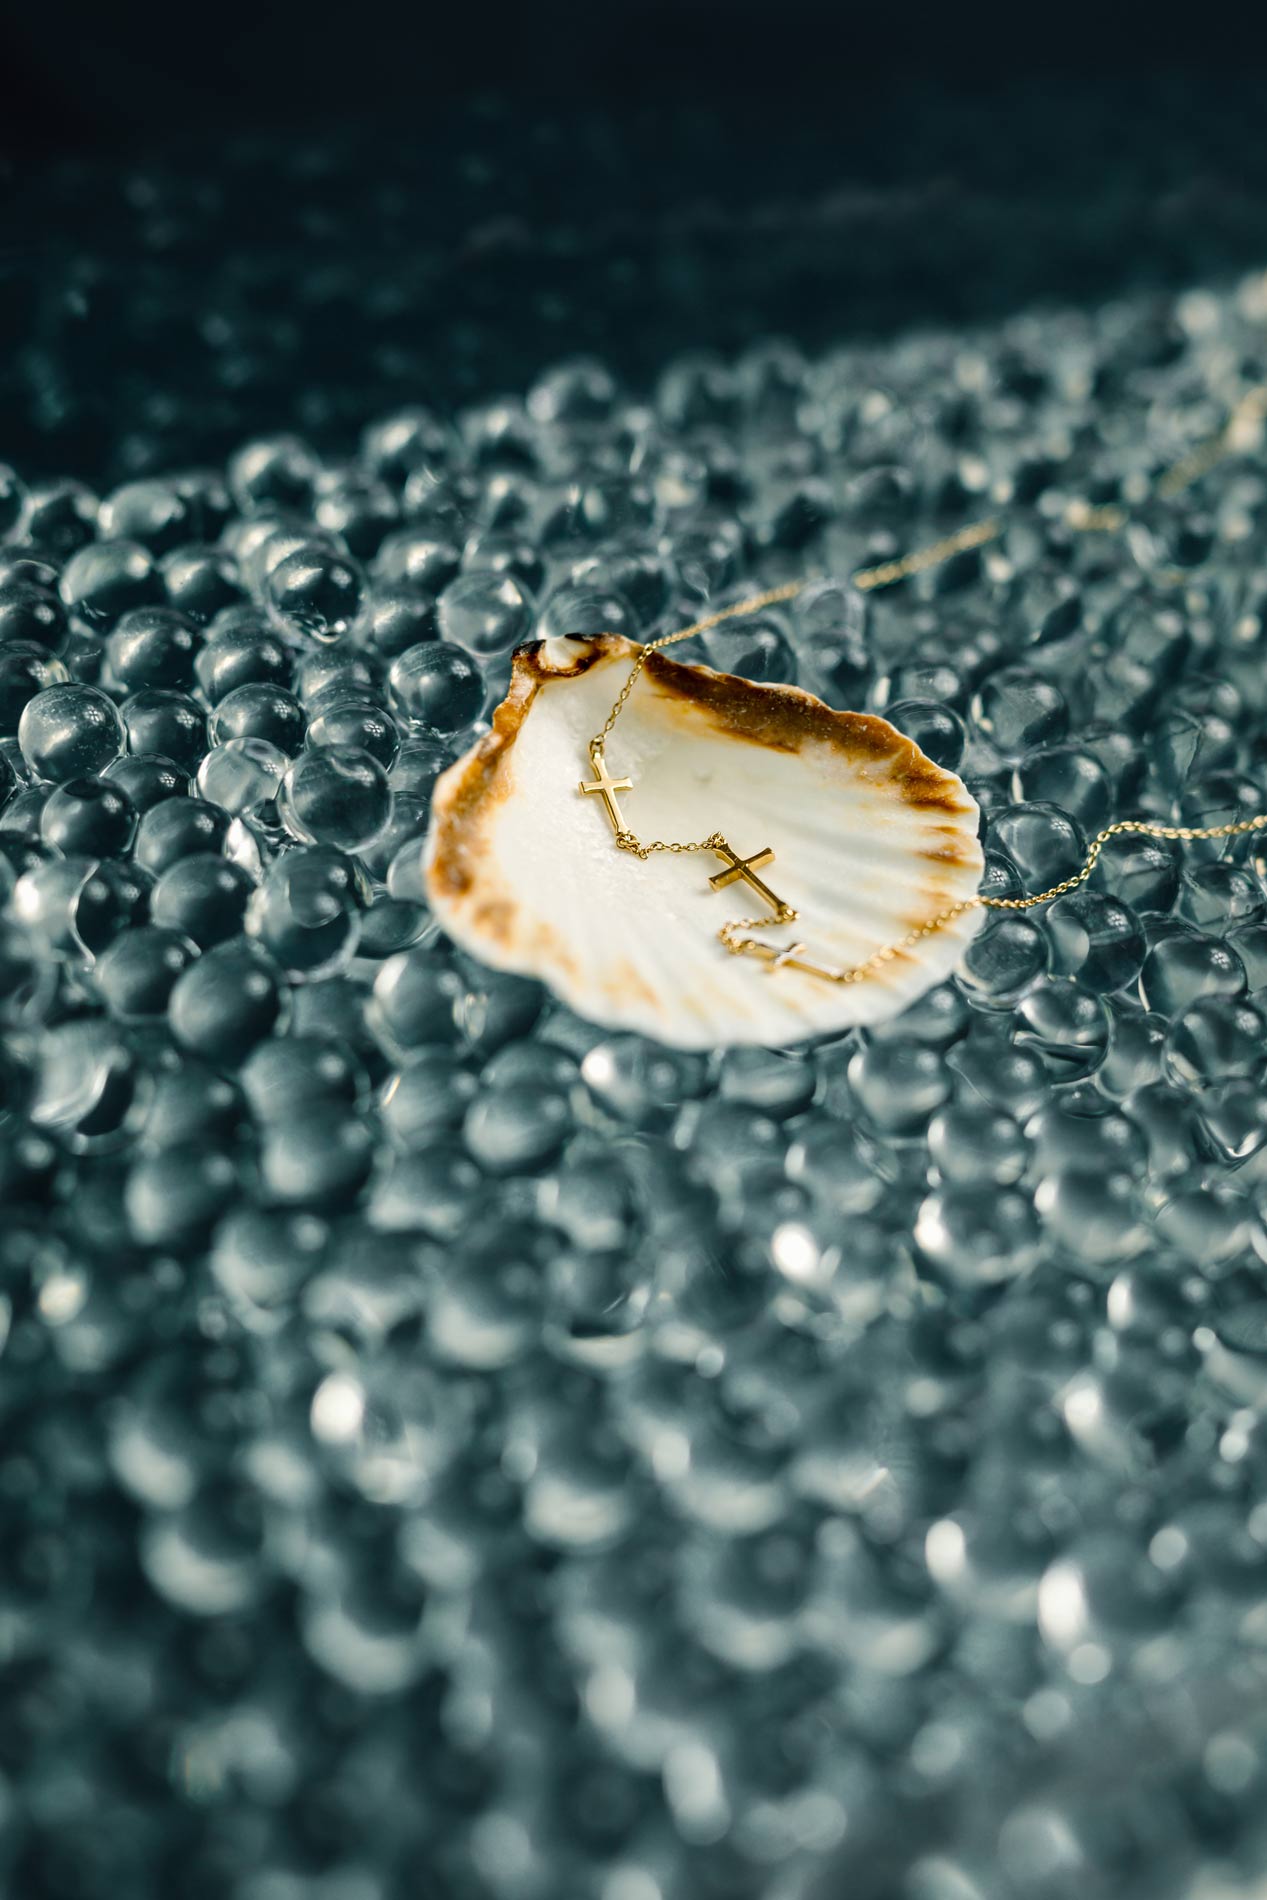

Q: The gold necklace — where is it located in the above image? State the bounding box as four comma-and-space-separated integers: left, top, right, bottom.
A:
577, 382, 1267, 988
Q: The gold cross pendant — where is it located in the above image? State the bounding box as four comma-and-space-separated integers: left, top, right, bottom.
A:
708, 840, 792, 919
578, 743, 633, 833
768, 941, 845, 981
730, 935, 845, 982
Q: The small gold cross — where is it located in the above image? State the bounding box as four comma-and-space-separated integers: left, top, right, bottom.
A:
708, 841, 790, 918
727, 935, 844, 982
768, 941, 844, 981
578, 745, 633, 833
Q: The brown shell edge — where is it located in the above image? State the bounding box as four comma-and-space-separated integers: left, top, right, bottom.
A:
640, 647, 979, 823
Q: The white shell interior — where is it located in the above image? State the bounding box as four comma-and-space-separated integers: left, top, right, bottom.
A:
425, 641, 986, 1050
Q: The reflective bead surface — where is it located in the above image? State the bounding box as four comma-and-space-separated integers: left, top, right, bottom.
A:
5, 222, 1267, 1900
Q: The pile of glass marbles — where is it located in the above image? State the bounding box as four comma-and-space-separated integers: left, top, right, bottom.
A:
5, 271, 1267, 1900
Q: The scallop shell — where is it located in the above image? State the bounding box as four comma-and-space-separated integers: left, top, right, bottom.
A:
423, 636, 986, 1049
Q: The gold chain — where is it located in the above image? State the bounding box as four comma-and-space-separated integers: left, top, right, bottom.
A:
714, 812, 1267, 990
592, 580, 806, 743
578, 378, 1267, 987
851, 516, 1003, 592
587, 580, 804, 894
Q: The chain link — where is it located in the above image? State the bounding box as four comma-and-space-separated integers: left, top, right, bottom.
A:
981, 812, 1267, 912
613, 828, 729, 860
580, 380, 1267, 986
851, 516, 1002, 592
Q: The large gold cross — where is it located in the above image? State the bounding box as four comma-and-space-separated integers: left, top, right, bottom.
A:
708, 841, 790, 918
578, 745, 633, 833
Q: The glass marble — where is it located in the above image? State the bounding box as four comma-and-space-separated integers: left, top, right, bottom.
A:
374, 528, 462, 594
11, 854, 99, 956
134, 794, 229, 871
536, 582, 638, 645
58, 538, 162, 626
97, 476, 193, 551
239, 1033, 364, 1121
105, 605, 198, 691
388, 641, 483, 732
17, 682, 125, 781
208, 682, 306, 754
280, 744, 392, 849
160, 543, 244, 624
369, 946, 462, 1053
354, 587, 440, 660
0, 644, 69, 736
886, 697, 967, 770
14, 853, 149, 958
1140, 926, 1247, 1014
95, 923, 199, 1019
0, 555, 58, 592
27, 1016, 143, 1146
461, 530, 545, 594
195, 737, 288, 817
971, 667, 1069, 755
71, 858, 153, 954
436, 570, 534, 656
227, 434, 322, 511
293, 648, 383, 708
209, 1205, 329, 1316
247, 846, 362, 977
0, 782, 50, 849
0, 580, 69, 653
1012, 743, 1113, 830
104, 748, 188, 809
265, 540, 364, 643
119, 689, 207, 772
314, 476, 399, 558
138, 1059, 242, 1151
361, 406, 454, 483
1045, 889, 1146, 993
150, 852, 256, 949
304, 696, 399, 766
125, 1142, 241, 1247
259, 1103, 376, 1208
380, 1050, 478, 1147
39, 775, 137, 857
20, 477, 98, 553
168, 939, 287, 1061
988, 803, 1087, 887
955, 914, 1050, 1007
464, 1081, 572, 1173
194, 612, 290, 702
